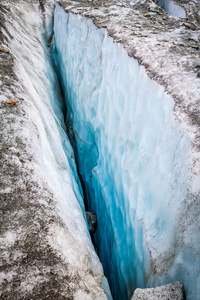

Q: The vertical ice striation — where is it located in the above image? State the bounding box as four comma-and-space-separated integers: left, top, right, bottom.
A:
2, 1, 111, 298
53, 4, 200, 300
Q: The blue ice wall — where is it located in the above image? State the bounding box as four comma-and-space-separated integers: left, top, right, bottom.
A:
39, 24, 85, 213
53, 4, 200, 300
153, 0, 186, 18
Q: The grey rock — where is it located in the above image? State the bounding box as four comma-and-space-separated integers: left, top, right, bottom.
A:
131, 282, 185, 300
86, 212, 97, 233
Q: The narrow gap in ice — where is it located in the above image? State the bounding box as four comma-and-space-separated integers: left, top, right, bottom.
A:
153, 0, 186, 18
5, 2, 112, 298
50, 39, 97, 245
65, 117, 89, 211
51, 27, 113, 296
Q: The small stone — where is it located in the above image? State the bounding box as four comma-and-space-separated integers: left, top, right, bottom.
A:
0, 45, 10, 53
86, 212, 97, 233
197, 72, 200, 78
5, 99, 18, 105
187, 44, 199, 49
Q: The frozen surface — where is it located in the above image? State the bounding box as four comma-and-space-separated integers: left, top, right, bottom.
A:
0, 0, 111, 298
54, 5, 200, 300
153, 0, 186, 18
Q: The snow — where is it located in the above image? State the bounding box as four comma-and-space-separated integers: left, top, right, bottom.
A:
0, 231, 16, 247
53, 4, 200, 300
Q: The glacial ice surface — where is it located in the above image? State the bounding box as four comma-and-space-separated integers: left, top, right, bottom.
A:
53, 4, 200, 300
3, 1, 111, 298
153, 0, 186, 18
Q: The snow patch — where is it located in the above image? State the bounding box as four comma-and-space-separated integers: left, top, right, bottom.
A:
0, 231, 16, 247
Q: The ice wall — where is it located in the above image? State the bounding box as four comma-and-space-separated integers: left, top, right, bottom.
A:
53, 4, 200, 300
153, 0, 186, 18
3, 1, 111, 298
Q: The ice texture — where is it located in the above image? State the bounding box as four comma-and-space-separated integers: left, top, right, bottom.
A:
2, 1, 111, 298
153, 0, 186, 18
53, 4, 200, 300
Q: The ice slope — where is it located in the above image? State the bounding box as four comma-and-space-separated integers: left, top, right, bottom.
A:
0, 0, 111, 298
53, 5, 200, 300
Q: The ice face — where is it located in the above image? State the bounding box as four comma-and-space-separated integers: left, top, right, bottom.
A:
153, 0, 186, 18
3, 1, 111, 298
53, 4, 200, 300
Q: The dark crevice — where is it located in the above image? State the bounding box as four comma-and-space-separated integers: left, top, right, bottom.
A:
65, 106, 99, 249
51, 44, 89, 211
64, 116, 100, 250
50, 42, 99, 246
50, 37, 117, 297
65, 124, 99, 253
65, 119, 89, 212
39, 0, 45, 13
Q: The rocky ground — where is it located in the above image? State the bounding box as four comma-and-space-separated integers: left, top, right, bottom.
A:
131, 282, 185, 300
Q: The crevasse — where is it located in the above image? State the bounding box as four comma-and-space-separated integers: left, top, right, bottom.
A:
53, 4, 199, 300
7, 2, 111, 298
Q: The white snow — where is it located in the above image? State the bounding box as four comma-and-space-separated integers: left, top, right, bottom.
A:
0, 231, 16, 247
53, 5, 200, 300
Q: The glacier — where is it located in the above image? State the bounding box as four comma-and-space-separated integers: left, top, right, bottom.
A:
53, 4, 200, 300
153, 0, 186, 18
0, 0, 111, 298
